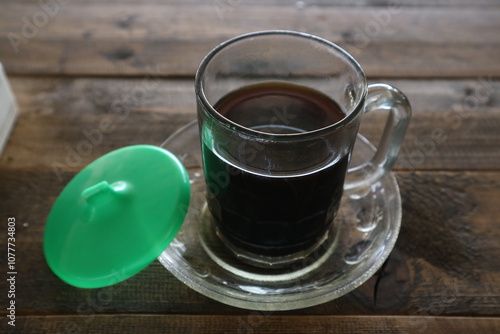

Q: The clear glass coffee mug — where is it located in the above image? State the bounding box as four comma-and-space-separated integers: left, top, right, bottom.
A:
195, 30, 411, 268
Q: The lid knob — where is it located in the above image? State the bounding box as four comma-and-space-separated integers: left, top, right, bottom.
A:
82, 181, 133, 204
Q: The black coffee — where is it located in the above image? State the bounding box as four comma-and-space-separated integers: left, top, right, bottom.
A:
203, 82, 349, 256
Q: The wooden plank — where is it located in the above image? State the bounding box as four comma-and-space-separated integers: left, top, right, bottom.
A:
4, 0, 500, 7
5, 315, 500, 334
0, 5, 499, 77
1, 170, 499, 315
0, 77, 196, 170
1, 77, 499, 171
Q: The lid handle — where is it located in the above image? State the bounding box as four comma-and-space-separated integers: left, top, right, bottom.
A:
82, 181, 133, 205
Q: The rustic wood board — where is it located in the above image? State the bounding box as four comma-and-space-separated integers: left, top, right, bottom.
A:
1, 5, 499, 77
6, 315, 500, 334
1, 77, 499, 171
1, 1, 499, 331
1, 170, 499, 315
5, 0, 500, 6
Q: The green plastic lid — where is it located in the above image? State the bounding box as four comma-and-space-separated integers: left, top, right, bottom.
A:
43, 145, 190, 288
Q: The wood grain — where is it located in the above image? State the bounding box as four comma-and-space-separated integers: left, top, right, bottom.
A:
1, 4, 499, 77
1, 170, 499, 316
6, 315, 500, 334
5, 0, 500, 6
1, 77, 499, 171
1, 1, 499, 330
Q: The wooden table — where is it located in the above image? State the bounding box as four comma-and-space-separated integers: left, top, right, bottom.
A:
1, 1, 499, 333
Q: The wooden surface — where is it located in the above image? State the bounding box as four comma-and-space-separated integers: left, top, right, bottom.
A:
1, 1, 499, 333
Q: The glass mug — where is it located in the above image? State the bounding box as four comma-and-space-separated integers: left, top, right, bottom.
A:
195, 31, 411, 267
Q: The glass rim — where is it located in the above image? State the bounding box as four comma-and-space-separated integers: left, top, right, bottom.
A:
195, 30, 367, 140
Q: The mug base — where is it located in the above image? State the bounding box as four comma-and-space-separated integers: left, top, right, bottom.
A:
199, 204, 338, 281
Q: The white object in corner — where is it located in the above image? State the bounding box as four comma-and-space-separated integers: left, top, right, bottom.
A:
0, 63, 18, 157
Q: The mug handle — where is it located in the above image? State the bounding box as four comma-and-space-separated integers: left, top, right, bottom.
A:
344, 83, 412, 193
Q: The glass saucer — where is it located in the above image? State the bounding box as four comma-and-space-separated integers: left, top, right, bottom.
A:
158, 120, 401, 311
